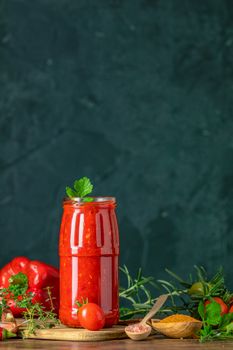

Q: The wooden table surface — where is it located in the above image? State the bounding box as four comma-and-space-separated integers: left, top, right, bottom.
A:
1, 336, 233, 349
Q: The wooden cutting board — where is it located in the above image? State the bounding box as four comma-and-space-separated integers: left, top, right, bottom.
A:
17, 319, 127, 342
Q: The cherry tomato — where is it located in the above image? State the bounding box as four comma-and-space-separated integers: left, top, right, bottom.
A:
205, 297, 228, 316
228, 304, 233, 313
78, 303, 105, 331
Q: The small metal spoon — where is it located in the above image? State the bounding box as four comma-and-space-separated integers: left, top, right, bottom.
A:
125, 294, 168, 341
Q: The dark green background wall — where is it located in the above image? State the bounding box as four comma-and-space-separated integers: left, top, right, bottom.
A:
1, 0, 233, 287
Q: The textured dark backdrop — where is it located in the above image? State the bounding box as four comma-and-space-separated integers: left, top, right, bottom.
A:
0, 0, 233, 287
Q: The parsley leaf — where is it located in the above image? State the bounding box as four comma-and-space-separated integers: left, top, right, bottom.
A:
219, 313, 233, 330
8, 272, 28, 297
66, 187, 78, 198
226, 321, 233, 334
205, 301, 221, 325
66, 177, 93, 200
82, 197, 94, 202
74, 177, 93, 197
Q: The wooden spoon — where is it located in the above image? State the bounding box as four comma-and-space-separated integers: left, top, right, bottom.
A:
152, 319, 202, 339
125, 294, 168, 341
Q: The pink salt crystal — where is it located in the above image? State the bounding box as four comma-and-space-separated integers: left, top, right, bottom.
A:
126, 323, 150, 333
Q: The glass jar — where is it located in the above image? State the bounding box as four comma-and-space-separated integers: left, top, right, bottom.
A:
59, 197, 119, 327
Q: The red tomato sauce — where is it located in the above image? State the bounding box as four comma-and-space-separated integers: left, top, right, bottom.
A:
59, 197, 119, 327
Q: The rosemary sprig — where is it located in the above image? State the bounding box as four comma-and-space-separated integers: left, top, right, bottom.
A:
119, 265, 233, 322
119, 265, 178, 319
119, 265, 191, 319
119, 265, 156, 319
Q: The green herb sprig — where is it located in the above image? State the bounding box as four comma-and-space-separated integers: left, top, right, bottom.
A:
119, 266, 186, 320
0, 278, 59, 336
198, 300, 233, 342
21, 287, 60, 336
8, 272, 28, 297
0, 272, 29, 317
119, 265, 160, 319
66, 177, 93, 202
154, 266, 233, 319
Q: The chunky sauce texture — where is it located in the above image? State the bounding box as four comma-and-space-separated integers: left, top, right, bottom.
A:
59, 198, 119, 327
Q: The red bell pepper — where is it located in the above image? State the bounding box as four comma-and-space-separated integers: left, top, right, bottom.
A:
0, 257, 59, 317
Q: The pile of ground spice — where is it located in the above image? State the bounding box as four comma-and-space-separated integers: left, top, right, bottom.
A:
159, 314, 199, 323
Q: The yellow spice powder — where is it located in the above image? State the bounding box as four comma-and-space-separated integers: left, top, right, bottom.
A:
159, 314, 199, 323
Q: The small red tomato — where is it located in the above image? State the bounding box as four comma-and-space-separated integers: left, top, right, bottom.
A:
229, 304, 233, 313
205, 297, 228, 315
78, 303, 105, 331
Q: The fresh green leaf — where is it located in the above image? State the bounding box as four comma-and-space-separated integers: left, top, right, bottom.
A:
73, 177, 93, 198
82, 197, 94, 202
165, 268, 191, 288
9, 272, 28, 286
66, 177, 93, 200
219, 313, 233, 330
226, 322, 233, 334
66, 187, 78, 198
199, 325, 214, 342
8, 272, 28, 297
205, 301, 221, 325
194, 266, 207, 283
198, 301, 205, 320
